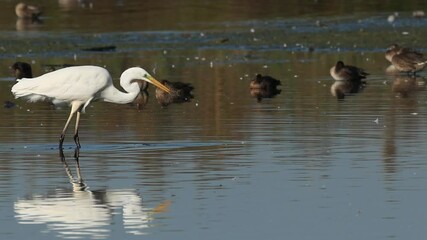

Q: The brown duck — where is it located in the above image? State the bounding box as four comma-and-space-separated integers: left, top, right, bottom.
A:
155, 80, 194, 107
249, 74, 281, 102
330, 61, 368, 81
15, 2, 42, 19
250, 74, 281, 90
385, 44, 427, 75
12, 61, 33, 79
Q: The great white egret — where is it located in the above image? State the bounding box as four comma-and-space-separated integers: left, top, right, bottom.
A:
385, 44, 427, 76
330, 61, 369, 81
11, 65, 171, 148
155, 80, 194, 106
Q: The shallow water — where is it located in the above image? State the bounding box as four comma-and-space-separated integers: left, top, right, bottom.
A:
2, 1, 427, 239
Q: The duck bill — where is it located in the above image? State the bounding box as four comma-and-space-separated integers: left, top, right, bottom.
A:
148, 76, 171, 93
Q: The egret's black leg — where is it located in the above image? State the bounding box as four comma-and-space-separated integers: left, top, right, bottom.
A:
73, 110, 82, 148
59, 102, 81, 149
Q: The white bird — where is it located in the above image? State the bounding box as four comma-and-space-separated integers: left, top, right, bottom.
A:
11, 66, 171, 148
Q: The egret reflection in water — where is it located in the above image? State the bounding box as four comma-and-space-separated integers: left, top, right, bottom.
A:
14, 148, 171, 239
60, 147, 87, 191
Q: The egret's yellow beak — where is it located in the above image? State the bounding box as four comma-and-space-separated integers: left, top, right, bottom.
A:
147, 75, 171, 93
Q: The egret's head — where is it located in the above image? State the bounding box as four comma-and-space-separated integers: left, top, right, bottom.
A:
142, 72, 171, 94
124, 67, 171, 93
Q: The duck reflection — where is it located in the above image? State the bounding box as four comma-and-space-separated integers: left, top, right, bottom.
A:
132, 90, 149, 110
14, 148, 171, 238
15, 2, 43, 31
16, 18, 43, 31
127, 80, 149, 110
385, 64, 400, 75
249, 74, 281, 102
155, 80, 194, 107
330, 80, 366, 100
392, 76, 425, 98
250, 87, 281, 102
58, 0, 93, 10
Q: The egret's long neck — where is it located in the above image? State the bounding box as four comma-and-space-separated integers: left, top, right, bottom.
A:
100, 79, 140, 104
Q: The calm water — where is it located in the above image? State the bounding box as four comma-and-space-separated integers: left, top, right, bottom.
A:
1, 1, 427, 239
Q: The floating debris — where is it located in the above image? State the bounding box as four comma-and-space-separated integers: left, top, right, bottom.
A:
4, 101, 15, 109
81, 45, 116, 52
216, 38, 230, 43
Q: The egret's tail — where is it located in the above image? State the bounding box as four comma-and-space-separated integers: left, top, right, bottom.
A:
11, 78, 47, 102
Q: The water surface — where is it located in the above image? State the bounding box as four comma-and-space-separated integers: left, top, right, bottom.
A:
1, 1, 427, 239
